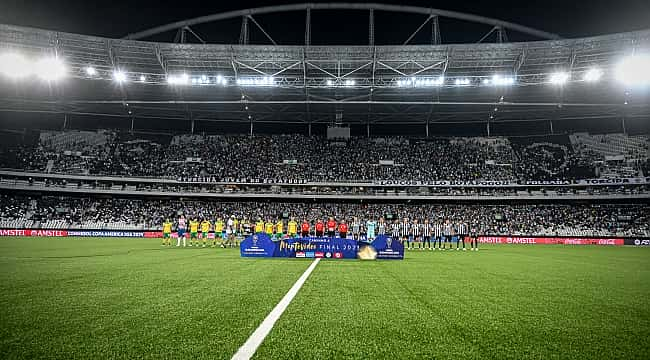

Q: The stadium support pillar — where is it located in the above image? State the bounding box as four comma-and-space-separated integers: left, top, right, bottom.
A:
308, 122, 312, 136
249, 121, 254, 136
425, 122, 429, 137
130, 117, 135, 133
369, 9, 375, 46
621, 116, 627, 134
549, 119, 554, 134
62, 114, 68, 130
305, 7, 311, 46
486, 120, 491, 137
367, 123, 370, 138
190, 118, 195, 134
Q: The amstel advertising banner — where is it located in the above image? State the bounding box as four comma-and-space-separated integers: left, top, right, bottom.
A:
478, 236, 625, 245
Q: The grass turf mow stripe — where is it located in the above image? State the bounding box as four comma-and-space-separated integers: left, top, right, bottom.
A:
0, 237, 648, 359
231, 258, 320, 360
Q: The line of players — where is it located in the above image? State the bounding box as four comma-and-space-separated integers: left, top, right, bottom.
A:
162, 215, 480, 251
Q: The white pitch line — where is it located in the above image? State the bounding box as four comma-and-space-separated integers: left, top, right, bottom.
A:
231, 258, 321, 360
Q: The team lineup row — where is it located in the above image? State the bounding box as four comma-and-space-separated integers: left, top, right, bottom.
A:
162, 215, 481, 250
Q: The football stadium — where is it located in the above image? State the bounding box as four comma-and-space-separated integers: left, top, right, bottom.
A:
0, 1, 649, 359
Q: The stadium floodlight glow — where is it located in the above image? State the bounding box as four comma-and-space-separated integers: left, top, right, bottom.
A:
34, 57, 66, 81
113, 70, 127, 83
454, 78, 470, 86
237, 76, 276, 87
326, 79, 334, 86
216, 74, 227, 86
615, 55, 650, 86
85, 66, 97, 76
398, 76, 444, 87
488, 75, 515, 86
168, 73, 189, 86
549, 72, 570, 85
0, 53, 33, 78
139, 75, 146, 82
583, 68, 603, 82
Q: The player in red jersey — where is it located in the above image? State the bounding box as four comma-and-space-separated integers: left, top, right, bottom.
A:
338, 220, 348, 239
315, 220, 325, 237
301, 219, 310, 238
326, 217, 337, 237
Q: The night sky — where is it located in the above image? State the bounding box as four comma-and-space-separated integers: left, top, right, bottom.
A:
0, 0, 649, 44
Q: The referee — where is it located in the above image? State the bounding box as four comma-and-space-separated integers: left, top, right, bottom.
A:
457, 220, 468, 251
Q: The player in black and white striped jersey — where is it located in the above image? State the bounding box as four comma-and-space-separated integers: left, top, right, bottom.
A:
456, 220, 468, 251
422, 219, 433, 250
433, 220, 443, 250
391, 219, 401, 241
401, 218, 411, 250
443, 219, 454, 250
377, 217, 387, 236
412, 219, 422, 250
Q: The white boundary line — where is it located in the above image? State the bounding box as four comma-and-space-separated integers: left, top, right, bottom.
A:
231, 258, 321, 360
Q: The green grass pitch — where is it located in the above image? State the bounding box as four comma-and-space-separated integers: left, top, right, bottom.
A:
0, 237, 649, 359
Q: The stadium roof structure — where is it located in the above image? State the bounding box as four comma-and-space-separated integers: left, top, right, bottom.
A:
0, 3, 649, 135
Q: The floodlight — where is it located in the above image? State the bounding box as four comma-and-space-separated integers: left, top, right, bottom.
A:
615, 55, 650, 86
113, 70, 127, 83
0, 53, 32, 78
85, 66, 97, 76
583, 68, 603, 82
139, 75, 146, 82
34, 57, 66, 81
549, 72, 569, 85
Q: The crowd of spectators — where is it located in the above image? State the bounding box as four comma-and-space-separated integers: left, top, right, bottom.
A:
0, 195, 648, 237
0, 130, 647, 183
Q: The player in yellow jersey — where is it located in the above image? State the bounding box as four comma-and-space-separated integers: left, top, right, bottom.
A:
162, 219, 173, 246
189, 219, 199, 247
265, 219, 275, 237
275, 220, 284, 240
255, 218, 264, 234
287, 218, 298, 239
214, 219, 224, 247
200, 219, 211, 247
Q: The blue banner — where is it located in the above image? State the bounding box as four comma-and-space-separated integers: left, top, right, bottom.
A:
240, 234, 403, 260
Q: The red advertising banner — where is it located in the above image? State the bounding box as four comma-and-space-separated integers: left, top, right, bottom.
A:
0, 229, 68, 237
478, 236, 624, 245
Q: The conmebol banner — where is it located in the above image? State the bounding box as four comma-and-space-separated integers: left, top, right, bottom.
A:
240, 234, 404, 260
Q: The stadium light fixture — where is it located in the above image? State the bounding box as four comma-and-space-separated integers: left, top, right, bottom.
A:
34, 57, 67, 81
216, 74, 227, 86
326, 79, 334, 86
85, 66, 97, 76
397, 76, 444, 87
139, 75, 146, 82
615, 55, 650, 86
455, 78, 471, 86
0, 53, 33, 78
113, 70, 127, 83
344, 79, 355, 87
549, 72, 570, 85
583, 68, 603, 82
486, 75, 515, 86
